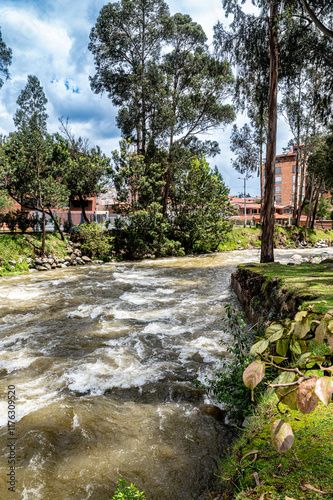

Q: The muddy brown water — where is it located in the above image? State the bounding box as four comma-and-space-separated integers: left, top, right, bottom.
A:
0, 248, 328, 499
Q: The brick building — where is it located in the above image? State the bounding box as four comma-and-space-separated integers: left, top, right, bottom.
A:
261, 145, 305, 206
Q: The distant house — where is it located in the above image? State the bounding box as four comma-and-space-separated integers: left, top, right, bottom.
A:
229, 195, 307, 226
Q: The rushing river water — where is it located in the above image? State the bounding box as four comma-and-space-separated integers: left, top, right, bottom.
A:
0, 248, 331, 499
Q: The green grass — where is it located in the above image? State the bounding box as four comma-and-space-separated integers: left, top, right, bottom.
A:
238, 261, 333, 313
219, 227, 262, 251
219, 395, 333, 500
0, 233, 68, 276
219, 226, 333, 253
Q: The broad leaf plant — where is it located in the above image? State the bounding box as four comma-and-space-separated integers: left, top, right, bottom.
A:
243, 305, 333, 452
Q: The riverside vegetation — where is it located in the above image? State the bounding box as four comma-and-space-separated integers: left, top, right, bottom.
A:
208, 261, 333, 500
1, 225, 333, 277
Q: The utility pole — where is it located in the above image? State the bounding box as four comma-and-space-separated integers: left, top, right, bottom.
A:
239, 175, 250, 227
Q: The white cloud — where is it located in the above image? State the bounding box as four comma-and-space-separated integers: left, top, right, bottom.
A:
0, 0, 292, 196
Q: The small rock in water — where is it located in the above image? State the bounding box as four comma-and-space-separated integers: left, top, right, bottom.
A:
197, 404, 226, 422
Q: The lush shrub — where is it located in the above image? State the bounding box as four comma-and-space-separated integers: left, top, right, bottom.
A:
111, 479, 146, 500
71, 221, 113, 259
198, 304, 264, 420
113, 203, 184, 260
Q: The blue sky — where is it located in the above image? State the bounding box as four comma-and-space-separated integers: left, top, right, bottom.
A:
0, 0, 292, 196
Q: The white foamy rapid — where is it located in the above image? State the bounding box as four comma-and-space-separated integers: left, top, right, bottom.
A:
0, 248, 330, 499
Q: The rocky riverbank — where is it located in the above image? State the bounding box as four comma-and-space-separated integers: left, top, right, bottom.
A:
0, 233, 111, 276
29, 243, 105, 271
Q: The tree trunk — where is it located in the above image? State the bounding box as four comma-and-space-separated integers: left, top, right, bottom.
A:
259, 130, 263, 225
162, 159, 172, 217
41, 207, 46, 255
310, 181, 322, 229
261, 0, 278, 263
292, 147, 299, 225
79, 196, 90, 223
47, 208, 65, 241
292, 77, 302, 225
296, 152, 306, 226
304, 178, 314, 236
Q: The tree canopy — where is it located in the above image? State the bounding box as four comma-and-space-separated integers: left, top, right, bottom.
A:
0, 28, 12, 89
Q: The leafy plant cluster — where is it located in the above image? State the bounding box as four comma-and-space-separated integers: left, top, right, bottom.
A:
70, 222, 113, 260
111, 141, 234, 259
199, 304, 263, 420
243, 305, 333, 452
111, 479, 146, 500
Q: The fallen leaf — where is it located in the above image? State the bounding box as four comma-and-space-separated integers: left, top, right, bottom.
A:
303, 483, 328, 494
259, 494, 266, 500
285, 496, 296, 500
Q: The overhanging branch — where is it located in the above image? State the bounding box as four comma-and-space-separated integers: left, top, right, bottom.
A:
300, 0, 333, 38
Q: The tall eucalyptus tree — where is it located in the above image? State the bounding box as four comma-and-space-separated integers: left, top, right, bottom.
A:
216, 0, 333, 262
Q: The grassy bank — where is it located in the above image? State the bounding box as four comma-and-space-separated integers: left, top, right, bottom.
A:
216, 261, 333, 499
219, 395, 333, 499
219, 225, 333, 252
1, 225, 333, 277
0, 233, 68, 276
237, 261, 333, 313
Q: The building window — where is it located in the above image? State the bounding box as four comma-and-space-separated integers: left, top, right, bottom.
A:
275, 166, 282, 175
276, 158, 282, 163
275, 185, 281, 193
275, 195, 282, 203
292, 165, 296, 173
292, 185, 295, 193
275, 176, 282, 184
292, 175, 296, 183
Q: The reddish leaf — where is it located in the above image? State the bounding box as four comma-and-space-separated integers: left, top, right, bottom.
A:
315, 320, 327, 344
297, 378, 319, 414
270, 419, 294, 453
315, 377, 333, 405
243, 360, 265, 392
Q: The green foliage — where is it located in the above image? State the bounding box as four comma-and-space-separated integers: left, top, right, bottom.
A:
230, 123, 260, 176
111, 142, 233, 259
171, 156, 234, 253
71, 222, 113, 260
89, 2, 235, 157
0, 233, 68, 276
199, 304, 258, 420
0, 189, 13, 212
0, 28, 12, 89
243, 305, 333, 452
14, 75, 48, 133
111, 479, 146, 500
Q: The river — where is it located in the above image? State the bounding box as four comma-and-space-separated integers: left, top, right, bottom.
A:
0, 248, 330, 499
